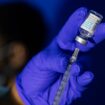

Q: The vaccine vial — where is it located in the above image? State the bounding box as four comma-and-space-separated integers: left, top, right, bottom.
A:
75, 10, 103, 45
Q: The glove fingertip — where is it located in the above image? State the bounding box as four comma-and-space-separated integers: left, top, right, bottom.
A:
94, 23, 105, 44
77, 7, 88, 17
84, 71, 94, 81
77, 71, 94, 86
71, 64, 80, 76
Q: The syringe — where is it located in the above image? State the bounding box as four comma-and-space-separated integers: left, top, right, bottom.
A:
52, 10, 103, 105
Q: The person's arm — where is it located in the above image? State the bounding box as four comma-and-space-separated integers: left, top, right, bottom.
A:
11, 81, 24, 105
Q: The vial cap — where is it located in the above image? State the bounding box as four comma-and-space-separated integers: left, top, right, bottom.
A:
75, 36, 87, 45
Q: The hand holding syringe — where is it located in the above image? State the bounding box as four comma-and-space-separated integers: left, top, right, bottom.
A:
53, 10, 103, 105
15, 8, 105, 105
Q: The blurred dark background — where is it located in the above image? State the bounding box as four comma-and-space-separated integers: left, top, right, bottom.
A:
0, 0, 105, 105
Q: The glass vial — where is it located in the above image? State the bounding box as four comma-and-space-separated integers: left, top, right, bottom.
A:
75, 10, 103, 45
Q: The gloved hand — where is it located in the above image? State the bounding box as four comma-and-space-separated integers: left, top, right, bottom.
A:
16, 7, 105, 105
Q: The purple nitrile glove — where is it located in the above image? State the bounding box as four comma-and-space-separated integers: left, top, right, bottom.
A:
16, 7, 105, 105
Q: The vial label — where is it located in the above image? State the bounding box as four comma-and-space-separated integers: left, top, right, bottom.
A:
81, 13, 101, 34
